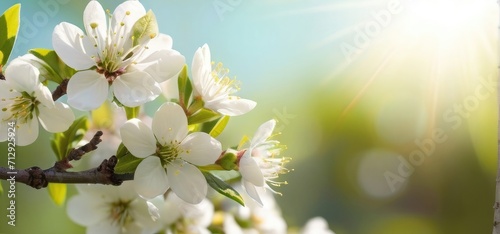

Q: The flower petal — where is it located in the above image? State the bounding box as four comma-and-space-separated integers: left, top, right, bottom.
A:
206, 98, 256, 116
52, 22, 96, 70
134, 156, 170, 199
191, 44, 211, 96
140, 34, 173, 59
152, 102, 188, 145
38, 102, 75, 133
86, 221, 121, 234
16, 118, 39, 146
83, 0, 107, 49
120, 119, 156, 158
4, 58, 40, 93
167, 160, 207, 204
251, 119, 276, 146
67, 70, 109, 111
179, 132, 221, 166
111, 0, 146, 39
239, 152, 264, 187
112, 70, 160, 107
160, 74, 179, 100
67, 194, 108, 226
243, 180, 263, 206
34, 84, 55, 108
137, 49, 185, 83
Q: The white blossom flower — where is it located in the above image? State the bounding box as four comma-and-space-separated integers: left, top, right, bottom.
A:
67, 182, 161, 234
301, 217, 335, 234
238, 119, 290, 205
52, 0, 185, 110
0, 57, 74, 146
222, 184, 287, 234
156, 193, 214, 234
191, 44, 256, 116
120, 102, 222, 203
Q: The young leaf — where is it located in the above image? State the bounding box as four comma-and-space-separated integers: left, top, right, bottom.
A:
131, 10, 158, 47
29, 48, 76, 84
177, 65, 192, 109
208, 116, 230, 138
188, 108, 220, 125
0, 4, 20, 66
51, 116, 89, 160
203, 171, 244, 206
48, 183, 67, 206
115, 154, 143, 174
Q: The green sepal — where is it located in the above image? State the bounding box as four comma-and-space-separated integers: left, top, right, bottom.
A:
50, 116, 89, 160
115, 154, 143, 174
216, 151, 238, 170
29, 48, 76, 84
177, 65, 192, 109
131, 10, 158, 47
125, 106, 140, 120
0, 4, 20, 66
202, 171, 244, 206
188, 108, 220, 125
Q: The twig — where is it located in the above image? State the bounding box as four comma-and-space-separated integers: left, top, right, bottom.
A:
52, 79, 69, 101
54, 131, 103, 171
0, 156, 134, 189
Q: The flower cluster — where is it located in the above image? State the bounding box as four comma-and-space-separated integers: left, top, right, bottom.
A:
0, 0, 334, 233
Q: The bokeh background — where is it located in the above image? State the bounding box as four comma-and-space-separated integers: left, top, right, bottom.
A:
0, 0, 498, 233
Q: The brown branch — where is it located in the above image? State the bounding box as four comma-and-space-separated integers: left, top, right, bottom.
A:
52, 79, 69, 101
54, 131, 103, 171
0, 156, 134, 189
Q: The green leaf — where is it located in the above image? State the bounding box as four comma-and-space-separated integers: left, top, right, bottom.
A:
116, 143, 128, 159
202, 171, 244, 206
131, 10, 158, 47
177, 65, 192, 109
48, 183, 66, 206
51, 116, 89, 160
29, 48, 76, 84
0, 182, 3, 194
188, 108, 220, 125
115, 154, 143, 174
0, 4, 20, 66
208, 116, 230, 138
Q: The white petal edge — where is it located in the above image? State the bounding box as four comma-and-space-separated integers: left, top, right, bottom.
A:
179, 132, 222, 166
206, 98, 256, 116
112, 70, 160, 107
167, 160, 207, 204
5, 58, 40, 93
120, 118, 156, 158
251, 119, 276, 146
38, 102, 75, 133
67, 194, 108, 226
52, 22, 96, 70
16, 118, 39, 146
191, 44, 211, 96
134, 156, 170, 199
67, 70, 109, 111
83, 1, 107, 48
34, 84, 55, 109
138, 49, 185, 83
239, 152, 264, 187
243, 180, 263, 206
152, 102, 188, 145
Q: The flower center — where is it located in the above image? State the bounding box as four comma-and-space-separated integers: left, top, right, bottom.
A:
209, 62, 240, 97
109, 199, 133, 228
156, 141, 182, 167
89, 9, 149, 85
1, 91, 38, 125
